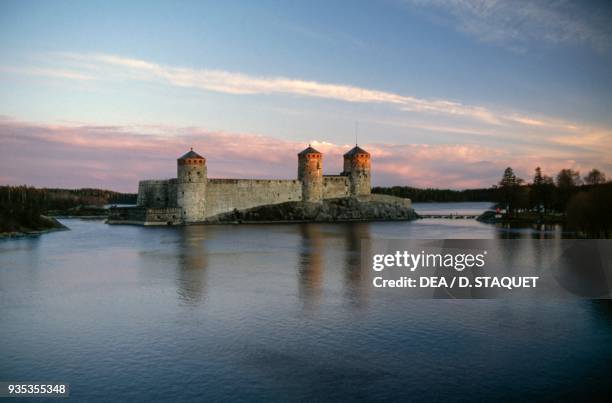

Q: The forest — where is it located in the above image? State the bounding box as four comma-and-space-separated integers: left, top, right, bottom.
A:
0, 186, 137, 233
374, 167, 612, 237
372, 186, 496, 202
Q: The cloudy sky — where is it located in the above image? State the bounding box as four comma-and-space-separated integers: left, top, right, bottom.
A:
1, 0, 611, 191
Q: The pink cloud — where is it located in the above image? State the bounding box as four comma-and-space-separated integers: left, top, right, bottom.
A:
0, 118, 609, 192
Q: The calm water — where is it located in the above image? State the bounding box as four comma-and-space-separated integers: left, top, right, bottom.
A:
1, 203, 611, 401
411, 201, 493, 215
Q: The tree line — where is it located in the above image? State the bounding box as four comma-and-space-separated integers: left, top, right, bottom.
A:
371, 186, 497, 202
496, 167, 608, 214
496, 167, 611, 237
0, 186, 137, 233
373, 167, 611, 237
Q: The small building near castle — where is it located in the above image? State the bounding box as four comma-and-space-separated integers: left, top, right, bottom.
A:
108, 145, 413, 225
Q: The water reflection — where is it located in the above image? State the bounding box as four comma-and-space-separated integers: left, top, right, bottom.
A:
297, 224, 324, 309
590, 300, 612, 328
494, 223, 567, 239
343, 223, 371, 307
3, 217, 612, 402
295, 223, 373, 308
175, 226, 208, 305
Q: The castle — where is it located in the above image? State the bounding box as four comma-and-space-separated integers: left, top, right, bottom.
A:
109, 145, 385, 225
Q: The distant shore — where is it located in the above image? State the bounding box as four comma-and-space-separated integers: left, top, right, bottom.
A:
477, 210, 566, 225
0, 185, 136, 239
0, 216, 69, 239
46, 206, 109, 218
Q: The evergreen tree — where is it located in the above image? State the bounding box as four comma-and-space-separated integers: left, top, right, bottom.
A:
532, 166, 545, 216
498, 167, 523, 214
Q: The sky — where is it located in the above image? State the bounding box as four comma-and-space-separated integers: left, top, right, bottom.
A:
1, 0, 611, 192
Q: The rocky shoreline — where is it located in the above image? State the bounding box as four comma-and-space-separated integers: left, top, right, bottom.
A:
207, 196, 417, 223
0, 216, 69, 239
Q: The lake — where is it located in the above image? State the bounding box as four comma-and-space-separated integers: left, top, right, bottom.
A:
411, 201, 494, 215
1, 202, 611, 401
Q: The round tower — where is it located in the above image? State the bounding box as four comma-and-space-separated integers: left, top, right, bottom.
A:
297, 145, 323, 203
177, 148, 207, 222
343, 145, 371, 196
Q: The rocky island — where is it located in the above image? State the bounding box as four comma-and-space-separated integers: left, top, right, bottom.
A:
0, 214, 67, 239
108, 145, 415, 225
209, 195, 416, 223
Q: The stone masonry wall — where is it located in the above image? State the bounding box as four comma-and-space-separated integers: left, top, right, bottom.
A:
137, 180, 172, 208
137, 177, 355, 219
323, 175, 350, 198
206, 179, 302, 218
108, 206, 182, 225
144, 208, 182, 225
167, 179, 178, 207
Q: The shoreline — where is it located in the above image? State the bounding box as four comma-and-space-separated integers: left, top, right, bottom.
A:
50, 215, 106, 220
107, 196, 416, 226
477, 210, 566, 225
107, 216, 416, 226
0, 216, 69, 239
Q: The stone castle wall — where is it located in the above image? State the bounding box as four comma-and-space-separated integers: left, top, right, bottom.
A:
167, 179, 178, 207
144, 207, 182, 225
137, 175, 356, 220
205, 179, 302, 218
137, 179, 173, 208
108, 206, 182, 226
323, 175, 350, 198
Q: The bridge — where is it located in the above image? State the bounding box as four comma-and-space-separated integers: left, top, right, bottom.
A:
418, 214, 480, 219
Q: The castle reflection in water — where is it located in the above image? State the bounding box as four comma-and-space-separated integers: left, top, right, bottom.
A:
168, 223, 373, 308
